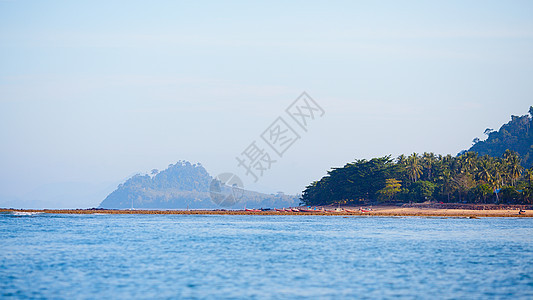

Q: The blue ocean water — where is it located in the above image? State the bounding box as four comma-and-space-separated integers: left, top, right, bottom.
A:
1, 213, 532, 299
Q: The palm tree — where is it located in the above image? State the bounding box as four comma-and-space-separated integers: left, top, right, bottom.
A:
476, 159, 492, 184
491, 161, 504, 189
397, 154, 407, 165
440, 168, 453, 202
502, 149, 513, 161
526, 168, 533, 188
406, 153, 422, 183
506, 152, 522, 186
422, 152, 436, 181
459, 151, 478, 174
522, 167, 533, 204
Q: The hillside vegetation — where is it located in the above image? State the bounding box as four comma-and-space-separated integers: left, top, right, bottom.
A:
301, 107, 533, 206
100, 161, 298, 209
469, 106, 533, 167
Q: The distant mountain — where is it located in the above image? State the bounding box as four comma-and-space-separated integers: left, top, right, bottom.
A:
99, 161, 299, 209
468, 106, 533, 167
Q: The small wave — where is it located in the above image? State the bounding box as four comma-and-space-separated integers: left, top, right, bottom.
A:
10, 211, 43, 216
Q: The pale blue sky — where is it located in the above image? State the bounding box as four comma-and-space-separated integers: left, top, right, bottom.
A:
1, 1, 532, 208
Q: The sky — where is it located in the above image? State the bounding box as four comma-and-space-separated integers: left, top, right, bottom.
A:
1, 0, 532, 208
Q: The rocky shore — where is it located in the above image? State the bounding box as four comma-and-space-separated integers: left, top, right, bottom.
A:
1, 205, 531, 217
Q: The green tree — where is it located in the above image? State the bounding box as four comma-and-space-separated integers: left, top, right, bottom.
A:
476, 158, 492, 184
300, 156, 400, 206
504, 150, 523, 186
458, 151, 478, 174
499, 186, 520, 204
439, 168, 453, 202
451, 173, 475, 202
522, 187, 532, 204
408, 180, 436, 202
422, 152, 436, 181
470, 184, 493, 203
526, 167, 533, 188
377, 178, 402, 202
406, 153, 423, 183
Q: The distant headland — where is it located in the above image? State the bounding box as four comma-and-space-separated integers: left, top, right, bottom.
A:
99, 161, 299, 209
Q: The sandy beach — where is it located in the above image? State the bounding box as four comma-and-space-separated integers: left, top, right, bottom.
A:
1, 205, 531, 217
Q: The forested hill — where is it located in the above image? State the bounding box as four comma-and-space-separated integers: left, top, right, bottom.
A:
468, 106, 533, 168
300, 107, 533, 206
99, 161, 299, 209
99, 161, 211, 209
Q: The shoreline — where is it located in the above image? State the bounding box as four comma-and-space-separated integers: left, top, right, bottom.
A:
1, 206, 531, 218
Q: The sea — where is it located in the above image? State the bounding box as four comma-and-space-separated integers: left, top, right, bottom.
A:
1, 212, 532, 299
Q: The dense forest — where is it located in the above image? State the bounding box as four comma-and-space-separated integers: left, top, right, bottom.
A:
301, 108, 533, 206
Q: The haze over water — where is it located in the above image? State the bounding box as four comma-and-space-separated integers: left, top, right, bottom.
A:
1, 213, 532, 299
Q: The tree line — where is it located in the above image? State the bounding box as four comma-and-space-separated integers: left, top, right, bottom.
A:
301, 150, 533, 206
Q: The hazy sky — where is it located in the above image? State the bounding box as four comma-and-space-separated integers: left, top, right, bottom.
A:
1, 1, 532, 208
